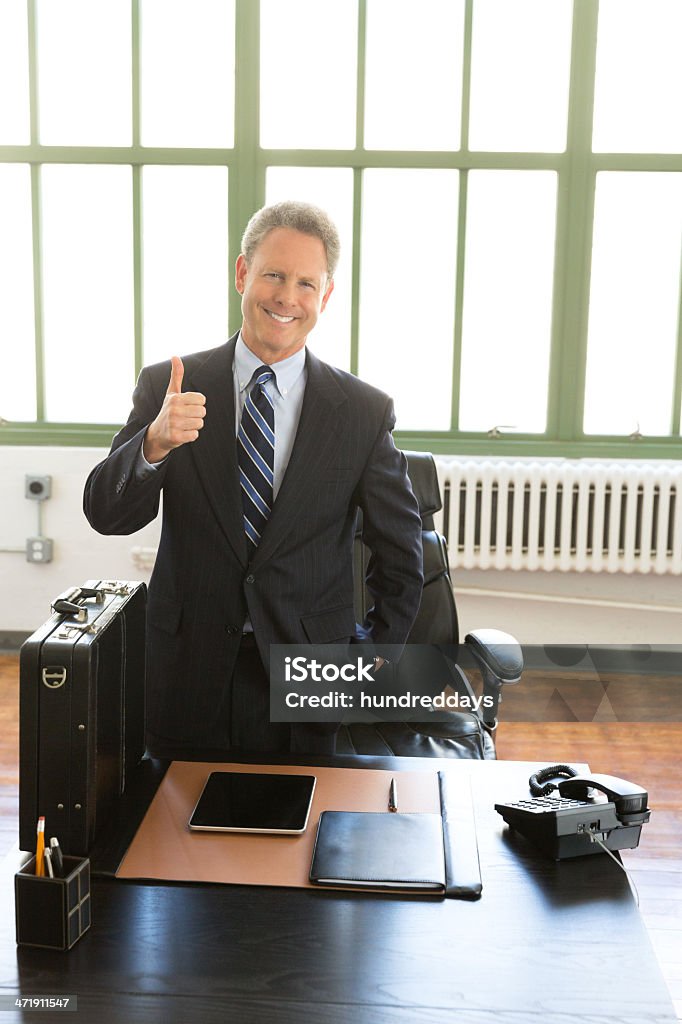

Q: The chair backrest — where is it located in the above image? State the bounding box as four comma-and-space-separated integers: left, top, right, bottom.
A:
353, 451, 459, 647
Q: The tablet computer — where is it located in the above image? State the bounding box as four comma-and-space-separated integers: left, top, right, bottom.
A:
188, 772, 317, 835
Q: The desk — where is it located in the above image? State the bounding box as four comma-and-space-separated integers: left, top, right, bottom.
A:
1, 756, 676, 1024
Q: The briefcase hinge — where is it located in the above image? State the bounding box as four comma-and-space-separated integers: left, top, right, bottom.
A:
98, 581, 134, 596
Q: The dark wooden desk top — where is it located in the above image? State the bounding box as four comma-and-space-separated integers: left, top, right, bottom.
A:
1, 757, 676, 1024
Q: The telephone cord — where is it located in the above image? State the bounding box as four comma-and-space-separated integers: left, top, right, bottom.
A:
588, 831, 641, 908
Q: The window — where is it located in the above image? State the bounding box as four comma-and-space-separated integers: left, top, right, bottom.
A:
358, 169, 459, 430
1, 0, 681, 457
364, 0, 465, 151
459, 170, 557, 434
141, 166, 230, 366
584, 172, 682, 436
140, 0, 236, 148
40, 165, 134, 423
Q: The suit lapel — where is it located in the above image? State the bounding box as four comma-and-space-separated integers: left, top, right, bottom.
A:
186, 335, 248, 567
253, 349, 347, 567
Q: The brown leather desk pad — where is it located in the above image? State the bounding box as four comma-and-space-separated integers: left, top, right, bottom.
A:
116, 761, 441, 889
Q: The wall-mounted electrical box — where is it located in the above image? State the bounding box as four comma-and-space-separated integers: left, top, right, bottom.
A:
26, 537, 54, 563
25, 475, 52, 501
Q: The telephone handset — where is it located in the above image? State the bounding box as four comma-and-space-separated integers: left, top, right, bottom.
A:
495, 765, 651, 860
558, 773, 650, 825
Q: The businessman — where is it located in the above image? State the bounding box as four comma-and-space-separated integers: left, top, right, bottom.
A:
83, 200, 423, 756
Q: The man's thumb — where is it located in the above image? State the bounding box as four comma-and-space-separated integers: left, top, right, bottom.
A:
167, 355, 184, 395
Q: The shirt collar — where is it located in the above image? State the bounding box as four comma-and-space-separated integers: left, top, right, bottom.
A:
235, 331, 306, 399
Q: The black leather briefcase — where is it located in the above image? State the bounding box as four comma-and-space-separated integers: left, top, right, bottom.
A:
19, 580, 146, 856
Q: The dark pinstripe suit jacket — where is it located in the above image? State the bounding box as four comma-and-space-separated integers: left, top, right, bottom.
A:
83, 335, 424, 743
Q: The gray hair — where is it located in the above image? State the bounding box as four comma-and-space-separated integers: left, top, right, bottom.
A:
241, 200, 340, 280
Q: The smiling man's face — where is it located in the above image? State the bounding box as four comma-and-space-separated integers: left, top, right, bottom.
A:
235, 227, 334, 364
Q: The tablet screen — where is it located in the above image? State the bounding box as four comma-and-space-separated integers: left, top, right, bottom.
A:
188, 772, 317, 834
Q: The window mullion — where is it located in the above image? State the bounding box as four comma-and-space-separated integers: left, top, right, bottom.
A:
449, 0, 473, 431
548, 0, 599, 444
131, 0, 142, 378
450, 170, 467, 432
229, 0, 262, 337
459, 0, 473, 153
132, 166, 143, 377
349, 0, 367, 376
349, 168, 362, 377
131, 0, 140, 146
29, 164, 45, 423
671, 242, 682, 436
26, 1, 45, 423
27, 0, 38, 144
355, 0, 367, 152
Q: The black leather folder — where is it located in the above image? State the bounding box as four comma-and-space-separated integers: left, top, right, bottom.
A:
309, 811, 446, 893
438, 770, 482, 899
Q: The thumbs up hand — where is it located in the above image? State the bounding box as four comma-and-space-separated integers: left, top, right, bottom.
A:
166, 354, 185, 395
143, 356, 207, 464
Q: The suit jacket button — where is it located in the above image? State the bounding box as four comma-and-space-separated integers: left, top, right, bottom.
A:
225, 625, 239, 635
245, 574, 255, 584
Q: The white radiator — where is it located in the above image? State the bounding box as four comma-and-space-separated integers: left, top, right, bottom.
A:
434, 459, 682, 575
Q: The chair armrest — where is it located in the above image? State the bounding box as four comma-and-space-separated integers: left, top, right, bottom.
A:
464, 629, 523, 683
463, 629, 524, 729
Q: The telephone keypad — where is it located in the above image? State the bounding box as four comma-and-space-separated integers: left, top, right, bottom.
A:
500, 796, 590, 814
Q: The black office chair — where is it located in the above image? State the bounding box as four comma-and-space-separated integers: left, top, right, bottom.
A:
336, 451, 523, 759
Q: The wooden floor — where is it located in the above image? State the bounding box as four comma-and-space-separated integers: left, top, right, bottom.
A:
0, 657, 19, 863
2, 653, 680, 1019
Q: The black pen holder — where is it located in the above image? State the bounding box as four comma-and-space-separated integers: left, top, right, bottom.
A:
15, 856, 91, 950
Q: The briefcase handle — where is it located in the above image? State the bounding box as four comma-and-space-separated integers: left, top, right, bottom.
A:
52, 586, 105, 623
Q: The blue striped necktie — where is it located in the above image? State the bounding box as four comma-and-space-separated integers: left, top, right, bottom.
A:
238, 365, 275, 550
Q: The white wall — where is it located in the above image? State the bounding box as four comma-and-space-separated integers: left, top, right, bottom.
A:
0, 446, 159, 632
454, 567, 682, 646
1, 446, 680, 644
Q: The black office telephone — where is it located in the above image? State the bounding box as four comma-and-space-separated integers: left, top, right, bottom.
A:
495, 765, 651, 860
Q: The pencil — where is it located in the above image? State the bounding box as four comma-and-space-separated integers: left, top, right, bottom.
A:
35, 817, 45, 877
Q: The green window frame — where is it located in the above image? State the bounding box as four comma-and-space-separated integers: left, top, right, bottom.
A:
1, 0, 681, 456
